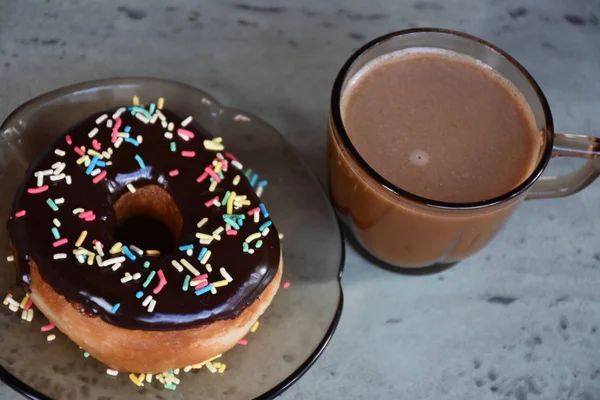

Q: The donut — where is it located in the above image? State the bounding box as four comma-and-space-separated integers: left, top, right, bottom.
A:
7, 99, 282, 373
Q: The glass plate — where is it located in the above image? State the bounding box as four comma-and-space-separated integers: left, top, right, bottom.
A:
0, 78, 344, 400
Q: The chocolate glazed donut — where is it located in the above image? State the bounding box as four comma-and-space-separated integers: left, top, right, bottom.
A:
7, 101, 282, 372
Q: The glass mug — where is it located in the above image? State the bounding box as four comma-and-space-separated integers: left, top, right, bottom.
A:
328, 28, 600, 269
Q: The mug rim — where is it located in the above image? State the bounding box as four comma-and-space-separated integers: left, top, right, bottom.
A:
330, 28, 555, 210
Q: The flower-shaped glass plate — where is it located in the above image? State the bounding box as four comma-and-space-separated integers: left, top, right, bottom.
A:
0, 78, 344, 400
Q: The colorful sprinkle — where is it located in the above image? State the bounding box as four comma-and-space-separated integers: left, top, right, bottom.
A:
125, 137, 140, 147
177, 128, 195, 139
92, 170, 107, 184
195, 284, 214, 296
65, 135, 73, 145
283, 281, 291, 289
181, 150, 196, 158
52, 238, 68, 247
142, 270, 156, 288
40, 323, 55, 332
122, 246, 137, 261
250, 321, 260, 332
179, 244, 194, 252
170, 142, 177, 152
45, 198, 59, 211
153, 270, 167, 294
212, 279, 228, 288
220, 267, 233, 282
75, 230, 88, 247
157, 97, 165, 109
169, 169, 179, 177
237, 339, 248, 346
200, 249, 211, 265
182, 275, 191, 291
255, 239, 263, 248
259, 203, 269, 218
164, 384, 177, 391
136, 291, 144, 299
111, 303, 121, 313
129, 373, 144, 387
27, 185, 49, 194
14, 210, 26, 218
134, 154, 146, 169
259, 220, 272, 232
143, 261, 151, 268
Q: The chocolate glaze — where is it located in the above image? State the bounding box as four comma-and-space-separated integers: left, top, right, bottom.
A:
7, 106, 280, 330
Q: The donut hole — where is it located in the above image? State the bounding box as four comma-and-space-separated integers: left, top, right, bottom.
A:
112, 185, 182, 255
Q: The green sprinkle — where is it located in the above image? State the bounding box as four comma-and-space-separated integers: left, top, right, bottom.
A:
255, 239, 263, 248
143, 261, 150, 268
148, 103, 156, 114
243, 242, 249, 252
142, 270, 156, 288
51, 227, 60, 240
222, 191, 231, 206
164, 384, 177, 391
130, 106, 152, 119
244, 168, 253, 178
183, 275, 191, 291
46, 198, 58, 211
83, 352, 90, 358
170, 142, 176, 152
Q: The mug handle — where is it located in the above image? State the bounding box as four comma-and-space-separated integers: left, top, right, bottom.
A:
526, 133, 600, 200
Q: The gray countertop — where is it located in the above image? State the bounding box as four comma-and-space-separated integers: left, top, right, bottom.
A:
2, 0, 600, 399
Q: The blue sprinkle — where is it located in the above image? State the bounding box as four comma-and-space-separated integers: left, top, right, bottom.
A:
258, 180, 268, 187
149, 103, 156, 114
134, 154, 146, 169
125, 138, 140, 147
124, 126, 131, 133
179, 244, 194, 251
111, 303, 120, 313
195, 284, 214, 296
96, 160, 106, 167
136, 291, 144, 299
122, 246, 137, 261
51, 227, 60, 239
250, 174, 258, 187
259, 203, 269, 218
197, 247, 208, 261
85, 155, 99, 175
168, 370, 174, 374
259, 220, 272, 232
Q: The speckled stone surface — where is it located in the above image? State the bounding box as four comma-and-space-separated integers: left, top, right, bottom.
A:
1, 0, 600, 399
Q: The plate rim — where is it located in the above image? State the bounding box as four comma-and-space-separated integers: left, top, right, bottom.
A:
0, 77, 346, 400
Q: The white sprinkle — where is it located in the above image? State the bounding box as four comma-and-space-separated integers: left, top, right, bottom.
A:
127, 183, 136, 193
233, 114, 251, 122
53, 253, 67, 260
181, 116, 193, 127
201, 98, 212, 105
248, 248, 255, 254
95, 114, 108, 124
210, 286, 217, 294
101, 256, 126, 266
106, 119, 113, 128
155, 110, 166, 121
231, 160, 243, 170
94, 242, 104, 257
8, 303, 19, 312
111, 263, 122, 271
148, 299, 157, 312
129, 245, 143, 255
278, 233, 284, 239
213, 227, 224, 237
54, 149, 66, 157
171, 259, 184, 272
164, 132, 173, 140
46, 334, 56, 342
150, 114, 158, 124
112, 107, 126, 119
256, 186, 264, 198
146, 374, 153, 383
186, 249, 193, 256
180, 259, 200, 276
26, 309, 34, 322
262, 227, 270, 237
117, 132, 130, 138
53, 162, 66, 175
53, 218, 61, 227
220, 268, 233, 282
36, 173, 44, 187
21, 310, 27, 320
90, 168, 101, 176
88, 127, 99, 138
6, 255, 14, 262
102, 151, 111, 159
95, 255, 103, 266
106, 369, 119, 376
66, 175, 72, 185
178, 133, 191, 141
121, 273, 133, 283
161, 120, 168, 128
50, 173, 66, 181
137, 135, 143, 144
142, 295, 153, 307
75, 254, 85, 264
107, 148, 114, 155
136, 113, 149, 124
132, 272, 142, 280
115, 137, 123, 148
167, 122, 174, 131
54, 197, 64, 205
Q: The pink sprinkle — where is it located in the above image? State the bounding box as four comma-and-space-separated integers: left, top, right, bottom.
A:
23, 298, 33, 311
153, 270, 167, 295
194, 280, 208, 290
226, 230, 238, 236
27, 185, 49, 194
92, 139, 102, 151
197, 274, 208, 280
41, 323, 55, 332
113, 117, 122, 132
205, 166, 221, 182
204, 196, 220, 207
52, 238, 68, 247
78, 210, 93, 219
247, 207, 260, 215
15, 210, 26, 218
169, 169, 179, 177
92, 170, 107, 184
225, 152, 239, 162
181, 150, 196, 158
237, 339, 248, 346
283, 281, 291, 289
74, 146, 85, 156
65, 135, 72, 145
196, 171, 208, 183
177, 128, 195, 139
84, 214, 96, 222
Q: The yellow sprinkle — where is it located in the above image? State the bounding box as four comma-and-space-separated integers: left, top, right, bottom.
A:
183, 366, 192, 373
87, 253, 95, 265
212, 362, 221, 368
75, 230, 88, 247
157, 97, 164, 109
206, 263, 213, 272
171, 260, 184, 272
218, 364, 227, 373
250, 320, 260, 333
106, 369, 119, 376
213, 137, 223, 143
2, 294, 13, 306
26, 308, 34, 322
214, 162, 223, 173
212, 279, 228, 288
196, 233, 214, 241
47, 334, 56, 342
203, 140, 224, 152
197, 218, 208, 228
133, 95, 140, 106
146, 374, 153, 383
156, 374, 165, 384
213, 227, 224, 238
205, 361, 217, 373
109, 242, 123, 254
146, 250, 160, 256
76, 156, 88, 165
233, 175, 240, 185
245, 232, 262, 243
19, 294, 29, 309
191, 363, 204, 369
129, 373, 144, 387
200, 250, 211, 265
87, 149, 103, 158
21, 310, 27, 320
209, 180, 218, 192
227, 191, 236, 215
180, 259, 200, 276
